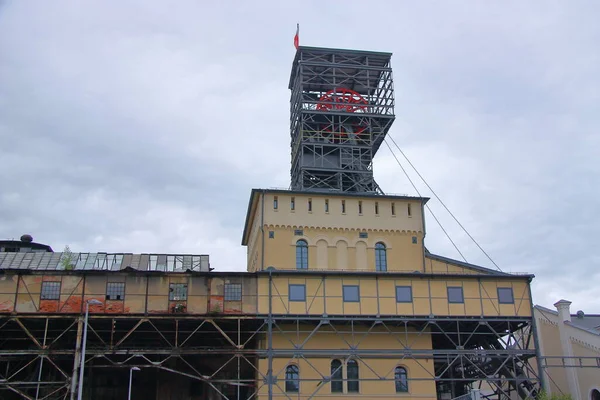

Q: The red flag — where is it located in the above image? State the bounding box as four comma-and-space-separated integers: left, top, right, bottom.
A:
294, 24, 299, 49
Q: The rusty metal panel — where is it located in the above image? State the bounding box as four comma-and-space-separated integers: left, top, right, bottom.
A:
84, 275, 108, 301
124, 275, 147, 313
0, 274, 17, 312
209, 276, 225, 314
147, 295, 168, 313
187, 276, 208, 314
168, 275, 188, 284
58, 275, 85, 313
38, 299, 59, 312
242, 275, 258, 314
147, 276, 170, 294
15, 275, 43, 312
147, 276, 171, 313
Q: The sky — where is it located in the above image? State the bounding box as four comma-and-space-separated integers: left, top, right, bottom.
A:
1, 1, 599, 311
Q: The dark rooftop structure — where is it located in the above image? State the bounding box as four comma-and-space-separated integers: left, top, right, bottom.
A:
0, 234, 53, 253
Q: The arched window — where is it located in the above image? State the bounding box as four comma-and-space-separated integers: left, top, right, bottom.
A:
296, 239, 308, 269
330, 359, 343, 393
347, 359, 359, 393
285, 365, 299, 393
591, 389, 600, 400
395, 366, 408, 393
375, 242, 387, 271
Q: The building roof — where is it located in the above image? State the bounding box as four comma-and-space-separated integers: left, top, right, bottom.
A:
0, 238, 53, 252
535, 305, 600, 336
241, 188, 429, 245
425, 252, 522, 277
289, 46, 393, 90
0, 252, 210, 272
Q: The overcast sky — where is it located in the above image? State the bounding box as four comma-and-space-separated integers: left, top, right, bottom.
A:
1, 1, 598, 311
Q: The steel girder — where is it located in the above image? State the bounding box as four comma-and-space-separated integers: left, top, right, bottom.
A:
0, 315, 263, 400
260, 315, 541, 400
0, 313, 556, 400
289, 47, 395, 194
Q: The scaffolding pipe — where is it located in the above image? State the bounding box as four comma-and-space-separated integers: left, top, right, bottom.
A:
267, 269, 273, 400
69, 316, 83, 400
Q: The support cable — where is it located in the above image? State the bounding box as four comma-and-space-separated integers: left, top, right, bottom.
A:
386, 134, 502, 272
383, 140, 467, 262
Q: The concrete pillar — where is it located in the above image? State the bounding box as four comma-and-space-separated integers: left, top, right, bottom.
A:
553, 299, 581, 400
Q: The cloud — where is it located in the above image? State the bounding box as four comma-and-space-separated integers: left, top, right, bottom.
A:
1, 1, 599, 311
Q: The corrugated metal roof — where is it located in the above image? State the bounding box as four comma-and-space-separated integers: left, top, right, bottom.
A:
570, 314, 600, 332
0, 252, 210, 272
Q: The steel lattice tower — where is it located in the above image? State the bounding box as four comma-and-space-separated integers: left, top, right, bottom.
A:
289, 46, 395, 193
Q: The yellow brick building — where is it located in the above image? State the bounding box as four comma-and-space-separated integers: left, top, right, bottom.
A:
241, 189, 539, 400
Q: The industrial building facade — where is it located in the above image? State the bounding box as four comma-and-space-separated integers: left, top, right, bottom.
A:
0, 46, 542, 399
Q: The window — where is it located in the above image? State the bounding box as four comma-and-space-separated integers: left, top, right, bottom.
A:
375, 242, 387, 271
40, 281, 60, 300
106, 282, 125, 300
347, 360, 359, 392
375, 202, 379, 215
294, 229, 303, 236
498, 287, 514, 304
407, 203, 412, 217
447, 287, 464, 303
285, 365, 299, 393
291, 197, 295, 211
591, 389, 600, 400
273, 196, 278, 210
412, 236, 418, 244
343, 285, 360, 302
330, 359, 343, 393
308, 198, 312, 212
395, 367, 408, 393
396, 286, 412, 303
289, 284, 306, 302
325, 199, 329, 213
341, 200, 346, 213
169, 283, 188, 301
224, 283, 242, 301
296, 239, 308, 269
391, 202, 396, 216
268, 231, 274, 239
358, 201, 363, 214
359, 232, 368, 239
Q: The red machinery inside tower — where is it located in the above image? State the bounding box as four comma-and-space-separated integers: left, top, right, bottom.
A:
316, 88, 368, 137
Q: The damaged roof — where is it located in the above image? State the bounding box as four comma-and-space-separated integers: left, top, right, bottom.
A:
0, 252, 210, 272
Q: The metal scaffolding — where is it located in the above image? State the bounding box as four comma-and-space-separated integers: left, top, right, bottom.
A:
0, 314, 544, 400
289, 47, 395, 194
0, 314, 263, 400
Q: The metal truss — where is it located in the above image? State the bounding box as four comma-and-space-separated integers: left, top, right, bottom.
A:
0, 315, 263, 400
260, 315, 541, 400
289, 47, 395, 194
0, 312, 545, 400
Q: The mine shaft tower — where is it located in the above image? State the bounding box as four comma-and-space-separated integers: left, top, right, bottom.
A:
289, 47, 395, 193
